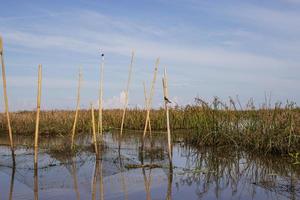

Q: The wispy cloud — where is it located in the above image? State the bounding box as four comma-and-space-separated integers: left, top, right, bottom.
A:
0, 1, 299, 110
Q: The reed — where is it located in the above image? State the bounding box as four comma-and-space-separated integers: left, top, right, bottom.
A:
71, 68, 82, 149
120, 50, 135, 136
34, 64, 42, 166
98, 53, 104, 137
143, 58, 160, 137
162, 67, 172, 160
0, 36, 15, 165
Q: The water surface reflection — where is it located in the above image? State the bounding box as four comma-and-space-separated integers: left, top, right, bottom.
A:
0, 131, 299, 199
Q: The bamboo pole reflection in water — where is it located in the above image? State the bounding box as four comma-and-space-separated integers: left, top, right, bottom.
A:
91, 156, 97, 200
34, 163, 38, 200
91, 151, 104, 200
166, 162, 173, 200
99, 155, 104, 200
117, 136, 129, 200
141, 136, 152, 200
8, 164, 15, 200
71, 157, 80, 200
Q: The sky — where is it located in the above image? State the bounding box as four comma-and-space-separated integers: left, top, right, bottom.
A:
0, 0, 300, 111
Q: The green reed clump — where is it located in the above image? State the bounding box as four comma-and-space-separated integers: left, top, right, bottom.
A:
0, 97, 299, 154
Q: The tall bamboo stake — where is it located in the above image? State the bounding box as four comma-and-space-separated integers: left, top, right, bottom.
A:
162, 67, 172, 161
0, 36, 15, 165
143, 58, 160, 137
143, 81, 152, 135
91, 103, 98, 155
120, 51, 135, 135
71, 68, 82, 149
34, 64, 42, 166
98, 53, 104, 138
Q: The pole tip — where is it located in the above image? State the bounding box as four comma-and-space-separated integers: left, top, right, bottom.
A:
0, 36, 3, 54
100, 49, 104, 57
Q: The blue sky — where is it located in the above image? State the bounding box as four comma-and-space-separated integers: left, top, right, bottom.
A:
0, 0, 300, 111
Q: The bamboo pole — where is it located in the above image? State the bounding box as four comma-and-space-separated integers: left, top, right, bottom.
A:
71, 68, 82, 149
0, 36, 15, 165
34, 64, 42, 166
98, 53, 104, 138
33, 64, 41, 200
120, 51, 135, 136
143, 81, 152, 135
162, 67, 172, 161
143, 58, 160, 138
91, 103, 98, 155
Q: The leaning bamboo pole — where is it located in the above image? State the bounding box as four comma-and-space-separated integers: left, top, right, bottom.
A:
91, 103, 98, 155
71, 68, 82, 149
0, 36, 15, 165
98, 53, 104, 137
162, 67, 172, 161
120, 51, 135, 136
143, 58, 160, 137
34, 64, 42, 166
143, 81, 152, 134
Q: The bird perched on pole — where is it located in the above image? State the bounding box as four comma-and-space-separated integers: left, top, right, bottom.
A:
164, 96, 172, 104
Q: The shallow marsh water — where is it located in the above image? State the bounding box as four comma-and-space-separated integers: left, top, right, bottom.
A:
0, 131, 299, 200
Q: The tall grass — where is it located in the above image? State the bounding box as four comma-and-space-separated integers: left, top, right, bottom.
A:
0, 97, 299, 154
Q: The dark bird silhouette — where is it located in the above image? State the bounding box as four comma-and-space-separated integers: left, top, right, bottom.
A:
164, 96, 172, 104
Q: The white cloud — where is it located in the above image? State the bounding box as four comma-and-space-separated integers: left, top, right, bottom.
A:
103, 91, 126, 109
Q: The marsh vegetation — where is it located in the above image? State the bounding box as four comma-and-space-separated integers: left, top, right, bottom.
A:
1, 98, 299, 155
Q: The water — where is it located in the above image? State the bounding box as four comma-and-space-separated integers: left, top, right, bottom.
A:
0, 131, 299, 200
